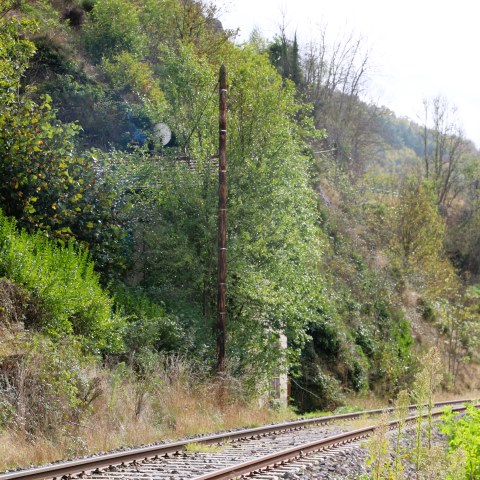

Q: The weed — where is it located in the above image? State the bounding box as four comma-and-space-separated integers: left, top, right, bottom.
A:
392, 390, 409, 479
361, 347, 456, 480
411, 347, 443, 471
441, 403, 480, 479
184, 442, 223, 454
365, 411, 392, 480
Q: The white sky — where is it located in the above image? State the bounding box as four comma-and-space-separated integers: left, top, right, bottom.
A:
217, 0, 480, 147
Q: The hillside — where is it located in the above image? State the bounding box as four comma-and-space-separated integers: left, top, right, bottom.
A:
0, 0, 480, 470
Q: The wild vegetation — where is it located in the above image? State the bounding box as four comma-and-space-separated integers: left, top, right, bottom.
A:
362, 348, 480, 480
0, 0, 479, 473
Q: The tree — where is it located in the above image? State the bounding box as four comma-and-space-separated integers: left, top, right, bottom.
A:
115, 42, 327, 388
421, 95, 468, 208
301, 27, 379, 174
268, 24, 303, 88
0, 11, 128, 277
290, 33, 302, 87
140, 0, 235, 63
0, 8, 82, 235
379, 179, 457, 300
225, 46, 325, 384
445, 153, 480, 274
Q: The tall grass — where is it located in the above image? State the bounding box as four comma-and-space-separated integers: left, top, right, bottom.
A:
0, 355, 294, 471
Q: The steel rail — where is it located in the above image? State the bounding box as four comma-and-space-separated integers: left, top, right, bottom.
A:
193, 403, 479, 480
0, 398, 474, 480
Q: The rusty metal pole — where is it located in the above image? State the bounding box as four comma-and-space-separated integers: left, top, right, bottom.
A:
216, 65, 227, 375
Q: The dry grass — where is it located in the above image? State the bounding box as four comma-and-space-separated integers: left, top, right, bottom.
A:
343, 392, 386, 411
2, 351, 477, 472
433, 388, 480, 403
0, 358, 295, 471
0, 433, 67, 469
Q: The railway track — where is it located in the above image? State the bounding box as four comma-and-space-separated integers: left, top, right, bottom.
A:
0, 399, 474, 480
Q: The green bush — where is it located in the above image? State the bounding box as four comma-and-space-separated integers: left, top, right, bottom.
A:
354, 325, 376, 357
420, 298, 438, 323
112, 284, 185, 357
83, 0, 146, 61
0, 210, 123, 353
291, 362, 345, 412
441, 404, 480, 479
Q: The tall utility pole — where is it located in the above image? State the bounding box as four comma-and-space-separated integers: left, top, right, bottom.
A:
216, 65, 227, 374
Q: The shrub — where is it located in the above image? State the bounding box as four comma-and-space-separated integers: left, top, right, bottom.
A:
0, 210, 123, 353
82, 0, 146, 61
291, 363, 345, 412
441, 404, 480, 479
0, 332, 100, 439
112, 284, 185, 358
102, 51, 167, 124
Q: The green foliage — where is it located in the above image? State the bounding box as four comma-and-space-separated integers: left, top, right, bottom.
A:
112, 284, 185, 356
433, 293, 480, 388
0, 10, 37, 89
361, 349, 458, 480
268, 32, 303, 87
441, 404, 480, 479
364, 412, 392, 480
50, 0, 235, 147
0, 10, 128, 277
0, 211, 123, 353
102, 51, 167, 123
291, 360, 345, 412
369, 307, 413, 392
157, 43, 218, 153
1, 0, 426, 408
375, 178, 457, 300
83, 0, 146, 61
0, 91, 83, 229
224, 46, 325, 382
316, 202, 414, 396
112, 42, 328, 389
0, 92, 128, 275
139, 0, 234, 60
467, 285, 480, 299
290, 190, 416, 409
